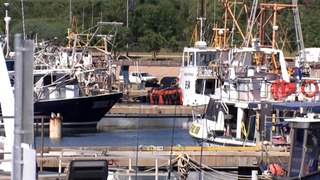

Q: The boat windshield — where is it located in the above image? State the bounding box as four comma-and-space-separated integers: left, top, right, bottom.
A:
195, 79, 216, 95
196, 52, 217, 66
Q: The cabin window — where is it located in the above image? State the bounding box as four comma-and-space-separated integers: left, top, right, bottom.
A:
197, 52, 217, 66
195, 79, 216, 95
189, 53, 194, 66
290, 129, 320, 177
183, 52, 194, 66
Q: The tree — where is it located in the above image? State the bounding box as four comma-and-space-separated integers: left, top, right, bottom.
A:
138, 30, 164, 60
167, 37, 179, 52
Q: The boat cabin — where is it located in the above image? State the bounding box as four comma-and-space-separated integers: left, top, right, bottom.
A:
285, 114, 320, 179
179, 41, 228, 106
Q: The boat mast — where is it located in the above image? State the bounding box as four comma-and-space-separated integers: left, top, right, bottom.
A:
197, 0, 206, 42
292, 0, 306, 68
21, 0, 26, 39
70, 0, 72, 27
244, 0, 259, 47
4, 3, 11, 57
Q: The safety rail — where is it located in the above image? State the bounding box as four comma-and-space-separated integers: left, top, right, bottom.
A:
218, 78, 320, 103
36, 148, 180, 180
197, 66, 218, 78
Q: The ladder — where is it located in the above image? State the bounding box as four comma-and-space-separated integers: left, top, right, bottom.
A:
292, 0, 306, 68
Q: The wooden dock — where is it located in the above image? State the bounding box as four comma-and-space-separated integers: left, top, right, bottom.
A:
35, 145, 289, 179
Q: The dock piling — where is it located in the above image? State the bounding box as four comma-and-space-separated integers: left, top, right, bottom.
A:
49, 113, 62, 139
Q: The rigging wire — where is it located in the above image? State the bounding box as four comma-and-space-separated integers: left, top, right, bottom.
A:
167, 104, 177, 180
231, 0, 237, 47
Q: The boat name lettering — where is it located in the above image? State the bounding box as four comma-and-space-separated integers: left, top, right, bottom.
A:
92, 101, 111, 108
184, 72, 194, 76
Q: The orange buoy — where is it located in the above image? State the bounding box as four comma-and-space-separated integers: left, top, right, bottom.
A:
271, 79, 296, 100
301, 79, 319, 98
269, 163, 284, 176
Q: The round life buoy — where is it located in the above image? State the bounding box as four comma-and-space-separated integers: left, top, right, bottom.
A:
301, 79, 319, 98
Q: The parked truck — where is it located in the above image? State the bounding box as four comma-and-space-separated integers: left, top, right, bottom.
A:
129, 71, 158, 87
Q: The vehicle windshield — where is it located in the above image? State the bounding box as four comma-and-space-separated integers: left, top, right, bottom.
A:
140, 73, 151, 77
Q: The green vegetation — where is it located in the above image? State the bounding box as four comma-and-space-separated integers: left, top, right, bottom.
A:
1, 0, 320, 56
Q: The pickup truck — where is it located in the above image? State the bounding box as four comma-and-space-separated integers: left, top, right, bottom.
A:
129, 71, 158, 87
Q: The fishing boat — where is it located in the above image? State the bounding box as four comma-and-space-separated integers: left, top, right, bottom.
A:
188, 1, 320, 146
31, 68, 122, 126
178, 0, 230, 107
1, 11, 123, 126
35, 21, 124, 126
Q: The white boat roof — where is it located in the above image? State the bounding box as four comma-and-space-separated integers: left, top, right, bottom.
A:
234, 47, 283, 54
183, 46, 217, 52
284, 117, 320, 123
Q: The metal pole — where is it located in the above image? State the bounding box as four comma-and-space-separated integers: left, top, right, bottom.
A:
4, 3, 11, 58
13, 33, 23, 180
299, 129, 308, 177
126, 0, 129, 56
13, 34, 35, 180
70, 0, 72, 26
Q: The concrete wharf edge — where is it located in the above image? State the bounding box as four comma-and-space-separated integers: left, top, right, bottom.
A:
36, 145, 289, 169
108, 104, 197, 115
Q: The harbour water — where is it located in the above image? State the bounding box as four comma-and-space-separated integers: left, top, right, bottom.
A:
35, 116, 196, 147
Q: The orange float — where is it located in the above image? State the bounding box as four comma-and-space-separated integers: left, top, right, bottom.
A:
301, 79, 319, 98
271, 79, 296, 100
269, 163, 284, 176
149, 88, 182, 105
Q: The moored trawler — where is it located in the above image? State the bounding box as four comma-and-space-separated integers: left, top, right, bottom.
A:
31, 68, 122, 126
1, 8, 123, 126
188, 1, 320, 147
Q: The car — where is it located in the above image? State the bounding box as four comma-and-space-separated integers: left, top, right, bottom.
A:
129, 71, 158, 87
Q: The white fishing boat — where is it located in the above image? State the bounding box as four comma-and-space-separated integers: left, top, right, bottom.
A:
188, 1, 320, 146
178, 0, 231, 107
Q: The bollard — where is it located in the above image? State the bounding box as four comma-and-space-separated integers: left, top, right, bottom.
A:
49, 113, 62, 139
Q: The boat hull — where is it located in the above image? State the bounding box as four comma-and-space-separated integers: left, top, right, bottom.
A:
34, 92, 122, 126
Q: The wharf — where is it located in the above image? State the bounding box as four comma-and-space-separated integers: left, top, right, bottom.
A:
3, 145, 287, 179
35, 145, 289, 178
108, 103, 196, 116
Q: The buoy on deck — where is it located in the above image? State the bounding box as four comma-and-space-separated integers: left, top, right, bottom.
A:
50, 112, 62, 139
